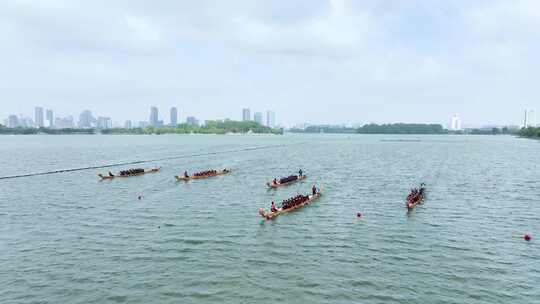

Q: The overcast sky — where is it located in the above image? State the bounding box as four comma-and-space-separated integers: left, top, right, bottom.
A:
1, 0, 539, 126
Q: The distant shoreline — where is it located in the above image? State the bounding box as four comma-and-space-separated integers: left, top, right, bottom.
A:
288, 123, 519, 135
0, 132, 281, 136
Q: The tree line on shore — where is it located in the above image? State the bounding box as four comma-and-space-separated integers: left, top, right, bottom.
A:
2, 122, 537, 137
290, 123, 524, 135
519, 127, 540, 138
0, 120, 281, 135
101, 121, 281, 135
289, 123, 447, 134
0, 126, 94, 135
356, 123, 445, 134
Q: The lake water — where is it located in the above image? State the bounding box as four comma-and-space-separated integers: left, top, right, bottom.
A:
1, 134, 539, 303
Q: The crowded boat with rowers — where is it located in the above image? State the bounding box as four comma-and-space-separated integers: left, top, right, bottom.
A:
98, 167, 161, 180
259, 184, 321, 220
267, 169, 306, 188
175, 168, 231, 181
406, 183, 426, 209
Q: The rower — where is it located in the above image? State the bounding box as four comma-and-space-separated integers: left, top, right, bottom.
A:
271, 201, 278, 213
312, 185, 317, 195
273, 178, 278, 185
299, 169, 303, 177
108, 171, 114, 177
184, 171, 189, 178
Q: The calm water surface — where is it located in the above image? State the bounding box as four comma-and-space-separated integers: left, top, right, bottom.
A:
0, 134, 539, 303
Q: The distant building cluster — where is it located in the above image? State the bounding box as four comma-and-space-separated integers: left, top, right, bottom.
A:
6, 107, 55, 128
2, 105, 278, 130
242, 108, 276, 128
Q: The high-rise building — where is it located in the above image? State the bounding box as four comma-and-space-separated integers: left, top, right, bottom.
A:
254, 112, 263, 125
96, 117, 112, 129
242, 108, 251, 121
78, 110, 95, 128
524, 109, 536, 128
266, 110, 276, 128
150, 106, 159, 127
170, 107, 178, 126
46, 109, 54, 127
34, 107, 44, 127
124, 120, 132, 129
450, 114, 462, 131
186, 116, 199, 126
8, 115, 19, 128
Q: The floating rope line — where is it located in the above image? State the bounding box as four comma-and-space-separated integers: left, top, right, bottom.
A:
0, 143, 302, 180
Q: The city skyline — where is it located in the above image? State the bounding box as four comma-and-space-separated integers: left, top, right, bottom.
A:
4, 104, 537, 130
2, 105, 282, 129
1, 1, 539, 126
4, 104, 539, 129
3, 102, 536, 128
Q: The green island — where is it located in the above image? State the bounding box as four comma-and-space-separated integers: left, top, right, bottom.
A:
0, 121, 282, 135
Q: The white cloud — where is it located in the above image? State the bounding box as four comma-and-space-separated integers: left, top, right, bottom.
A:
0, 0, 538, 125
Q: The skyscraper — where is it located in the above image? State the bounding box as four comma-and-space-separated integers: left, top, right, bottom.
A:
242, 108, 251, 121
34, 107, 44, 127
254, 112, 263, 125
450, 114, 462, 131
524, 109, 536, 127
266, 110, 275, 128
170, 107, 178, 126
150, 106, 159, 127
78, 110, 95, 128
46, 109, 54, 127
124, 120, 132, 129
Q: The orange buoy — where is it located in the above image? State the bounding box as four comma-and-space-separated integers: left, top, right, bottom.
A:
524, 234, 531, 241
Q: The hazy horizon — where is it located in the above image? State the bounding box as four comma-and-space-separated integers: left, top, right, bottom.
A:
1, 1, 539, 126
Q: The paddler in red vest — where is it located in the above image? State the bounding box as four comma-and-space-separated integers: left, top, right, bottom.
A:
271, 201, 278, 213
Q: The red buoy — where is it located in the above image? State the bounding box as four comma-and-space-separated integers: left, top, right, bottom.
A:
524, 234, 531, 241
357, 212, 362, 218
